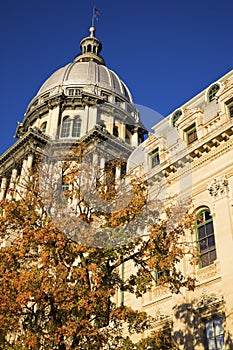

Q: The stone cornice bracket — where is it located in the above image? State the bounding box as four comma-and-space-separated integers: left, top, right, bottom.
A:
207, 175, 229, 197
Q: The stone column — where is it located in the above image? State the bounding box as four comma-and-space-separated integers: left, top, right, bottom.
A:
0, 177, 7, 201
131, 127, 138, 147
6, 168, 17, 200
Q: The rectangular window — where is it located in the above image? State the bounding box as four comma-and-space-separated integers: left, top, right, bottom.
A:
154, 270, 170, 286
68, 88, 81, 96
228, 103, 233, 118
150, 148, 160, 168
205, 316, 225, 350
101, 91, 109, 101
186, 124, 197, 145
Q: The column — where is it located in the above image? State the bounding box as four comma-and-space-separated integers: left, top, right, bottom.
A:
6, 169, 17, 200
0, 177, 7, 201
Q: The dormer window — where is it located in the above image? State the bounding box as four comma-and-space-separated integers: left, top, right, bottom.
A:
171, 109, 182, 127
150, 148, 160, 168
207, 84, 220, 102
186, 123, 197, 145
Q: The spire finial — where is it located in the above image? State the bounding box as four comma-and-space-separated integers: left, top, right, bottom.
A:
89, 26, 95, 37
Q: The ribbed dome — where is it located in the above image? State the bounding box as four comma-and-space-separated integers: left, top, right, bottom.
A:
36, 60, 133, 103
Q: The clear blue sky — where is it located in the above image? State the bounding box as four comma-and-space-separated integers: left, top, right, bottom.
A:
0, 0, 232, 154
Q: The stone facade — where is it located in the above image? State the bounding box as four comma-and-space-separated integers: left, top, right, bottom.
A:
126, 69, 233, 349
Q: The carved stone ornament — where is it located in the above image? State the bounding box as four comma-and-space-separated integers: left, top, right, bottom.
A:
207, 175, 229, 197
195, 290, 224, 310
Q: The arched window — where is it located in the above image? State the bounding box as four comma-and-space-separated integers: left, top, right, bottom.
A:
196, 208, 216, 268
208, 84, 220, 102
171, 109, 182, 127
40, 121, 47, 133
60, 116, 82, 138
72, 117, 82, 137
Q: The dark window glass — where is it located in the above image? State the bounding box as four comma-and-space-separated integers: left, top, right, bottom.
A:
72, 117, 81, 138
205, 317, 225, 350
150, 148, 160, 168
208, 84, 220, 102
172, 109, 182, 126
196, 209, 216, 268
61, 118, 71, 138
187, 127, 197, 144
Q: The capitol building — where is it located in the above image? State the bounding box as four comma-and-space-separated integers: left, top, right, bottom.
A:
0, 22, 233, 349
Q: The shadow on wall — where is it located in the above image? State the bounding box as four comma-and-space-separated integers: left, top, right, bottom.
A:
173, 297, 233, 350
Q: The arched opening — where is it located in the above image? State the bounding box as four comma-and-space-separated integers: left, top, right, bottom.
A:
196, 207, 216, 268
208, 84, 220, 102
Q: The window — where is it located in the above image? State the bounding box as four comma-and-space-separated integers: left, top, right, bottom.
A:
154, 270, 170, 286
186, 124, 197, 145
115, 96, 124, 107
227, 102, 233, 118
150, 148, 160, 168
40, 121, 47, 133
208, 84, 220, 102
61, 117, 71, 138
101, 91, 110, 102
67, 88, 81, 96
113, 125, 119, 137
172, 109, 182, 127
196, 209, 216, 268
205, 316, 225, 350
60, 116, 82, 138
72, 117, 82, 137
120, 162, 127, 179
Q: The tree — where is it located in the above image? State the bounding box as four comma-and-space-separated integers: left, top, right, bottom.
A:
0, 144, 196, 349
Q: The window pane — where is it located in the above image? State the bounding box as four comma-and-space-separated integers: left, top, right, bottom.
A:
206, 221, 214, 235
198, 225, 206, 239
209, 250, 216, 263
229, 105, 233, 118
61, 118, 71, 137
201, 253, 210, 267
216, 336, 225, 349
200, 238, 208, 252
214, 318, 223, 336
205, 211, 212, 221
208, 235, 215, 248
207, 339, 217, 350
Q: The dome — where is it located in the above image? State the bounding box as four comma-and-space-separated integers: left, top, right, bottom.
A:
36, 60, 133, 103
16, 26, 147, 142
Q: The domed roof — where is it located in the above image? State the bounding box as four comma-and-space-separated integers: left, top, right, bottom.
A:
36, 26, 133, 103
37, 60, 133, 103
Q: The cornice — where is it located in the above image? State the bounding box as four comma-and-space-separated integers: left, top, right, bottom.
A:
0, 128, 49, 176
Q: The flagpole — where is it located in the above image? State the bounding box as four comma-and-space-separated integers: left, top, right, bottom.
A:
91, 5, 95, 27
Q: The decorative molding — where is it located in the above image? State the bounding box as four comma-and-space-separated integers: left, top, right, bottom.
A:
194, 290, 224, 310
197, 262, 218, 282
207, 175, 229, 197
